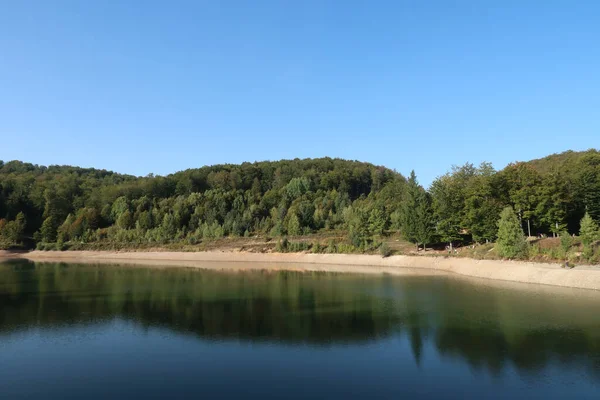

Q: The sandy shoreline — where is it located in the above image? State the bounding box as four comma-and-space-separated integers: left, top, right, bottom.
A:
1, 250, 600, 291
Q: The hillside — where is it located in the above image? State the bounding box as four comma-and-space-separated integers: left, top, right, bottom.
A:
520, 149, 600, 175
0, 158, 405, 248
0, 152, 598, 264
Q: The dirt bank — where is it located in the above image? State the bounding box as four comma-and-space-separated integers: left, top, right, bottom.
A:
2, 250, 600, 291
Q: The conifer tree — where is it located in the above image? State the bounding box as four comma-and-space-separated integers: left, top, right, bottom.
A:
401, 171, 435, 250
287, 214, 301, 236
496, 206, 527, 259
579, 212, 599, 246
40, 216, 56, 243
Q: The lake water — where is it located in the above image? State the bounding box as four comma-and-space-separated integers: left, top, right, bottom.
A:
1, 260, 600, 399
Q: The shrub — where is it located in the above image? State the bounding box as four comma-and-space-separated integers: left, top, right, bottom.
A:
583, 245, 594, 261
325, 240, 337, 254
379, 242, 392, 258
286, 241, 309, 252
549, 246, 566, 261
337, 243, 357, 253
529, 243, 540, 258
275, 237, 289, 252
590, 246, 600, 264
312, 242, 322, 253
560, 231, 573, 253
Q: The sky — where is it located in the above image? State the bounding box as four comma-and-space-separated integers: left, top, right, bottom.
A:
1, 1, 599, 186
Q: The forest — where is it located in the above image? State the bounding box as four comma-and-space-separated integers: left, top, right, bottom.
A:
0, 150, 599, 261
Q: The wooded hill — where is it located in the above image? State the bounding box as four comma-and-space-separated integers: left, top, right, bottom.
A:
0, 150, 598, 252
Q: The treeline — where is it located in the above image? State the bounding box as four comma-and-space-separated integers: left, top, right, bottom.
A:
0, 150, 599, 255
0, 158, 402, 249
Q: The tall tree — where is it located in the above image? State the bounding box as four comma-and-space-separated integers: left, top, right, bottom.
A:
535, 172, 569, 236
414, 191, 435, 251
401, 171, 435, 250
500, 163, 542, 237
463, 163, 501, 243
496, 206, 527, 259
578, 154, 600, 222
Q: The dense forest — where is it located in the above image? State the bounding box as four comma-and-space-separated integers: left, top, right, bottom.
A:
0, 150, 599, 260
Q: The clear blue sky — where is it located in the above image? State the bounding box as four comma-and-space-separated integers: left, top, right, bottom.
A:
1, 1, 599, 186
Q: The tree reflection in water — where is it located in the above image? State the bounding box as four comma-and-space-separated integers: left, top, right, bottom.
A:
1, 260, 600, 379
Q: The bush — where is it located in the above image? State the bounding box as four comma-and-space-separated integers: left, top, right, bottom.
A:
337, 243, 357, 253
288, 241, 309, 252
312, 242, 322, 253
583, 245, 594, 261
325, 240, 337, 254
379, 242, 392, 258
275, 237, 289, 252
529, 243, 540, 258
55, 241, 69, 251
549, 246, 566, 261
560, 231, 573, 253
590, 246, 600, 264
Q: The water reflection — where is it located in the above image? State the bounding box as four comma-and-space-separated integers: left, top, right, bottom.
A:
1, 260, 600, 378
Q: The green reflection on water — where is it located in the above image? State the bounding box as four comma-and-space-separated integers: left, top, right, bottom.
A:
1, 260, 600, 377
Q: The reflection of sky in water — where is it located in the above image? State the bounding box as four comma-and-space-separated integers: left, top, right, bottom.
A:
1, 261, 600, 399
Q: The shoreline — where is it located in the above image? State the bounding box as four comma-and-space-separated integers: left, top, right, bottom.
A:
2, 250, 600, 291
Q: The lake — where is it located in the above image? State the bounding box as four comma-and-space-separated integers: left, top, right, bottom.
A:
1, 260, 599, 399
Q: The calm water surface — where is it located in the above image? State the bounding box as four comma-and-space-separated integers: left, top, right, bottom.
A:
1, 260, 600, 399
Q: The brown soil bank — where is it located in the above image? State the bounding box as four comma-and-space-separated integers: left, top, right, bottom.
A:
2, 250, 600, 291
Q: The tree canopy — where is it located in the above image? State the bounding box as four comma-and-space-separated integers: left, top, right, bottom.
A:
0, 149, 598, 251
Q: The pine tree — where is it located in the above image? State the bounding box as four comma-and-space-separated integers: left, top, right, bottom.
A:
400, 171, 420, 246
579, 212, 599, 246
496, 206, 527, 259
347, 207, 372, 249
368, 208, 387, 235
57, 214, 75, 242
40, 216, 56, 242
414, 191, 435, 250
287, 214, 301, 236
401, 171, 435, 250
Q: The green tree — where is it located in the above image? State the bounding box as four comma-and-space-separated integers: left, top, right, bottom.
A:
400, 171, 420, 245
430, 164, 477, 248
368, 208, 387, 235
501, 163, 542, 237
111, 196, 129, 222
136, 210, 153, 231
347, 207, 372, 249
1, 212, 26, 245
116, 210, 133, 230
496, 206, 527, 259
559, 231, 573, 253
287, 214, 301, 236
579, 212, 599, 247
414, 191, 435, 250
57, 214, 75, 242
40, 216, 57, 242
401, 171, 435, 250
577, 154, 600, 223
463, 164, 501, 243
